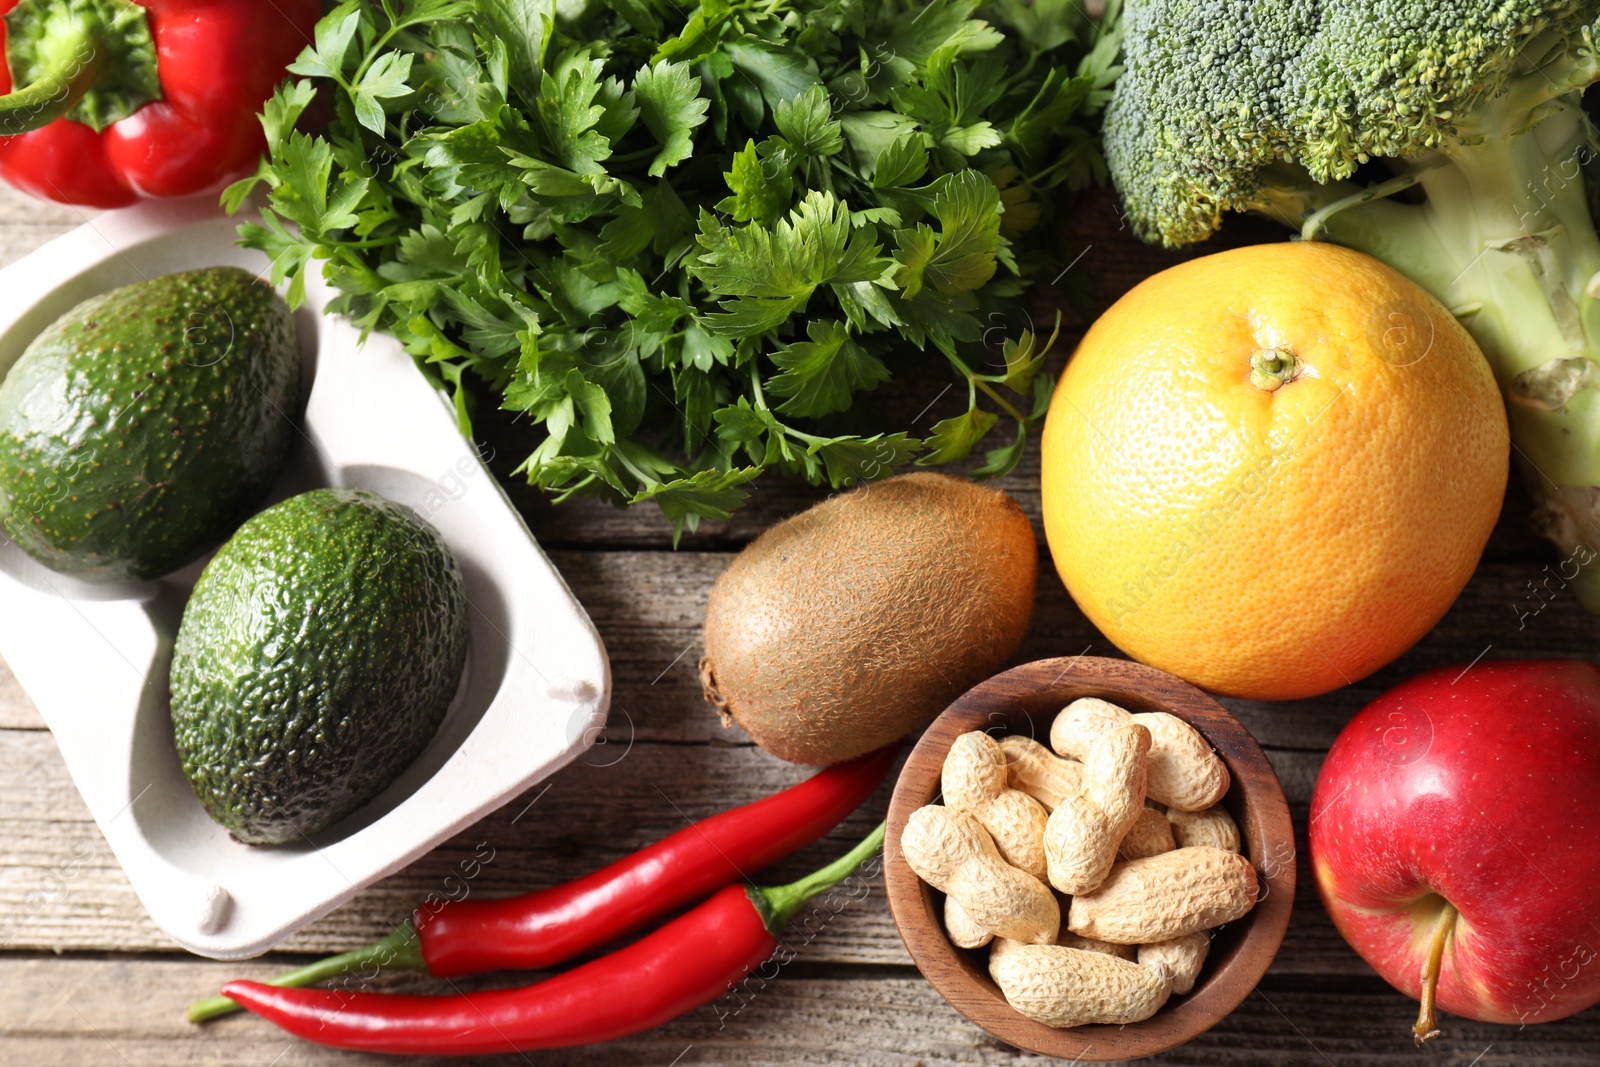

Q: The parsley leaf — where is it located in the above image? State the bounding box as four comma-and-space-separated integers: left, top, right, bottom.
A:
773, 85, 843, 158
538, 49, 617, 173
353, 51, 414, 134
767, 320, 890, 417
893, 170, 1004, 297
633, 59, 710, 176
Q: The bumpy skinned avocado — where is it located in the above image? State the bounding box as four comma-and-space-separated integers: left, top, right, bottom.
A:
0, 267, 300, 582
169, 489, 470, 846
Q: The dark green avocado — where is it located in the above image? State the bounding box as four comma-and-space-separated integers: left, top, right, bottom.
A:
0, 267, 300, 582
169, 489, 470, 846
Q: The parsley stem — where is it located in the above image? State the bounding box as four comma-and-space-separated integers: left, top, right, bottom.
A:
945, 350, 1030, 426
1012, 50, 1041, 86
610, 147, 661, 164
973, 378, 1027, 425
332, 236, 402, 250
781, 424, 831, 447
351, 23, 405, 88
749, 362, 767, 408
1027, 146, 1090, 189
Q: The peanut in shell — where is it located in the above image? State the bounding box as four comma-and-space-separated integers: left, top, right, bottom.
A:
901, 804, 1059, 945
1051, 698, 1230, 812
998, 734, 1082, 811
943, 731, 1050, 880
1067, 846, 1258, 944
989, 943, 1174, 1027
1138, 931, 1211, 995
1043, 723, 1150, 894
1167, 803, 1242, 853
944, 896, 994, 949
1117, 805, 1177, 861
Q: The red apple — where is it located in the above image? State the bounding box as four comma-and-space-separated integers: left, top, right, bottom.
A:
1309, 658, 1600, 1043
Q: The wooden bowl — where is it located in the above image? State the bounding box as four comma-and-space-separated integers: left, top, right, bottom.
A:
884, 656, 1295, 1061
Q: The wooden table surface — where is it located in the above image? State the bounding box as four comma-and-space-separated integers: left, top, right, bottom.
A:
1, 181, 1597, 1067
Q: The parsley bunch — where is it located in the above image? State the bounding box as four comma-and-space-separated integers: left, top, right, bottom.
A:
230, 0, 1121, 534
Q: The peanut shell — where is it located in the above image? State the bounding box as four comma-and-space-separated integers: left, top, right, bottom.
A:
998, 734, 1082, 811
1118, 805, 1177, 861
993, 932, 1137, 962
1060, 931, 1137, 961
989, 943, 1174, 1028
943, 731, 1050, 880
1138, 931, 1210, 995
944, 896, 993, 949
1067, 846, 1258, 944
1044, 723, 1150, 894
1051, 698, 1231, 812
902, 804, 1059, 945
1168, 803, 1242, 853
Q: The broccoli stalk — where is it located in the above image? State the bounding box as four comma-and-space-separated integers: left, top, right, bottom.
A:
1106, 2, 1600, 608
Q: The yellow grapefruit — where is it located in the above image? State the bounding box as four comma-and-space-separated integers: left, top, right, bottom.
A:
1040, 242, 1508, 700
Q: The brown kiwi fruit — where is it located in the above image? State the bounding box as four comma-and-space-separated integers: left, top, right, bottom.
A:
698, 472, 1037, 764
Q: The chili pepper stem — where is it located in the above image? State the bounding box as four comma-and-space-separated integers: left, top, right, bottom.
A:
186, 921, 425, 1024
749, 821, 886, 933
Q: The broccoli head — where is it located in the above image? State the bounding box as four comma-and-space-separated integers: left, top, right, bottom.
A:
1108, 0, 1600, 245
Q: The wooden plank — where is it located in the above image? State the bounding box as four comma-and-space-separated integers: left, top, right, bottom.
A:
542, 550, 1600, 751
3, 544, 1595, 747
0, 186, 88, 271
0, 725, 1361, 973
0, 956, 1594, 1066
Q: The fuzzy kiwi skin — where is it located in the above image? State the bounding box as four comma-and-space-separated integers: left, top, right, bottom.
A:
698, 472, 1037, 765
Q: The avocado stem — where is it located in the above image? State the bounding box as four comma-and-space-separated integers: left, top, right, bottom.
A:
186, 921, 425, 1024
1413, 901, 1458, 1046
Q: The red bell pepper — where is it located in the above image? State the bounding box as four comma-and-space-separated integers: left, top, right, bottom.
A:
0, 0, 319, 207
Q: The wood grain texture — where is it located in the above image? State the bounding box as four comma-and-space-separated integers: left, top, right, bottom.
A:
0, 958, 1593, 1066
3, 546, 1597, 746
0, 192, 88, 272
0, 723, 1346, 968
885, 657, 1294, 1061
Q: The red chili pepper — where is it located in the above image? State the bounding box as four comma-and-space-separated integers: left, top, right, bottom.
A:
0, 0, 319, 207
416, 742, 898, 977
220, 823, 884, 1055
187, 745, 897, 1023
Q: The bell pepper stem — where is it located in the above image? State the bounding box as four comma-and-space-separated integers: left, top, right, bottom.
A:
0, 0, 162, 135
751, 821, 886, 933
186, 921, 425, 1024
0, 13, 101, 135
1412, 901, 1458, 1046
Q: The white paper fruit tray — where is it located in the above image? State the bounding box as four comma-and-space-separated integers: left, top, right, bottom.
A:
0, 198, 611, 959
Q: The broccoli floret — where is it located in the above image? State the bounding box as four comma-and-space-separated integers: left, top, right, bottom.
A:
1105, 0, 1600, 607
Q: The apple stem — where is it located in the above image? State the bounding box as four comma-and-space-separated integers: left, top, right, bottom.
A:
1413, 901, 1458, 1046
